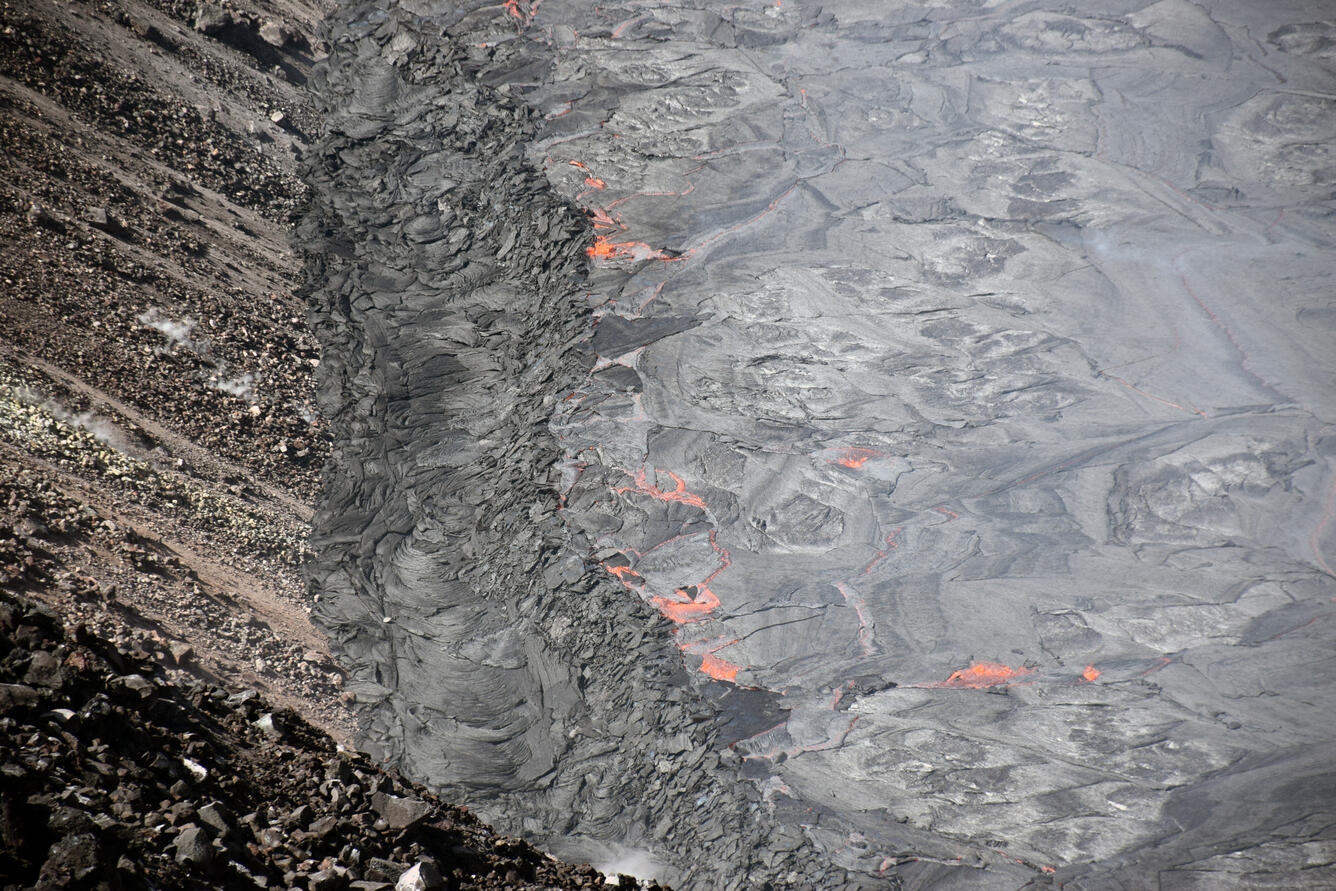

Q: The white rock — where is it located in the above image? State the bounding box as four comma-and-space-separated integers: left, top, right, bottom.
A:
396, 862, 442, 891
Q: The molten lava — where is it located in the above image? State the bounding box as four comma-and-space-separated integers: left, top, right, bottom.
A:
578, 182, 679, 263
861, 527, 902, 574
700, 652, 741, 682
1083, 664, 1101, 682
587, 236, 675, 261
922, 662, 1034, 689
829, 447, 882, 469
604, 564, 644, 587
678, 636, 742, 682
607, 469, 743, 685
502, 0, 543, 25
614, 467, 708, 510
651, 584, 721, 624
649, 530, 732, 626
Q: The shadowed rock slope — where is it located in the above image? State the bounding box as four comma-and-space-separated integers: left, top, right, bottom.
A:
0, 587, 663, 890
0, 0, 351, 737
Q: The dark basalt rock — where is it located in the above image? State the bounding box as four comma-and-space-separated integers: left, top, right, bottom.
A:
171, 825, 213, 866
0, 587, 653, 890
370, 792, 431, 832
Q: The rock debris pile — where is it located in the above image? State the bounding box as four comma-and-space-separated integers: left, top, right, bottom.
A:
0, 588, 661, 890
0, 0, 346, 732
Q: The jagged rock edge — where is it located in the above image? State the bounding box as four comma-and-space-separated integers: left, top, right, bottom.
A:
293, 3, 810, 887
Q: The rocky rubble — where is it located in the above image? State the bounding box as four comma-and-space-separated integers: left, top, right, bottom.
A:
0, 0, 325, 495
0, 0, 347, 734
0, 361, 349, 738
0, 587, 662, 890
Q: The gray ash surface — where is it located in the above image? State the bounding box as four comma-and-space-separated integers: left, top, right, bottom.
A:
305, 1, 1336, 889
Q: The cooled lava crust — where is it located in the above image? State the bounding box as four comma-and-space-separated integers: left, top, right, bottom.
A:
304, 1, 1336, 889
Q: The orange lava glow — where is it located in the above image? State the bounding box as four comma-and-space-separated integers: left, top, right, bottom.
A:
576, 183, 681, 264
587, 236, 673, 261
607, 467, 743, 684
825, 447, 885, 469
604, 564, 644, 586
502, 0, 543, 25
679, 635, 741, 681
925, 662, 1034, 689
614, 468, 708, 510
650, 529, 732, 626
587, 207, 618, 230
861, 527, 902, 574
651, 585, 721, 623
1083, 664, 1101, 682
700, 652, 741, 681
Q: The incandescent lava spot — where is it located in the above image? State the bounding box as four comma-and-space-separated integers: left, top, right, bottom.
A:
609, 470, 743, 679
587, 236, 676, 262
823, 447, 886, 469
614, 467, 708, 511
579, 185, 681, 263
700, 652, 742, 682
603, 562, 645, 588
680, 636, 744, 682
649, 528, 733, 626
838, 452, 875, 469
651, 583, 722, 624
861, 527, 903, 575
1082, 664, 1101, 682
502, 0, 543, 26
916, 662, 1035, 689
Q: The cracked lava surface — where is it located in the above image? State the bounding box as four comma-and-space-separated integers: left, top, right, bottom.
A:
306, 1, 1336, 888
539, 0, 1336, 885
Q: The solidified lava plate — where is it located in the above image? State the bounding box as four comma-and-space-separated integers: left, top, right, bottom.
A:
304, 1, 1336, 888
